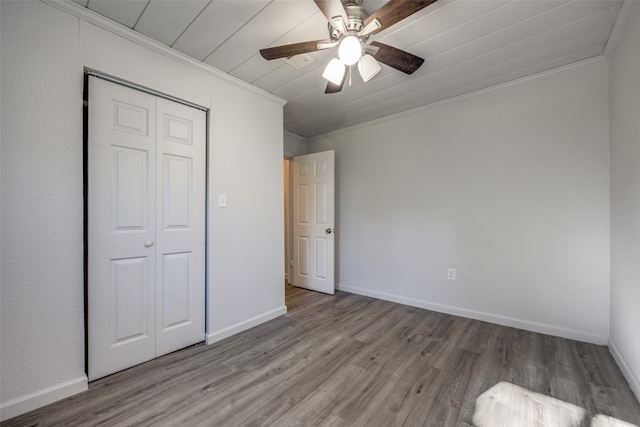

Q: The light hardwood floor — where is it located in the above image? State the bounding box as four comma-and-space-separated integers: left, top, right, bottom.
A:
3, 285, 640, 426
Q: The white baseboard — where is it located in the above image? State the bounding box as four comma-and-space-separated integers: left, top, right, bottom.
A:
1, 306, 289, 422
609, 339, 640, 402
0, 375, 88, 422
336, 283, 607, 345
205, 305, 288, 345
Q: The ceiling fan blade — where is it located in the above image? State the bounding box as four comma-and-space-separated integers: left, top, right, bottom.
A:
370, 41, 424, 74
314, 0, 349, 33
361, 0, 438, 36
325, 67, 348, 93
260, 39, 333, 60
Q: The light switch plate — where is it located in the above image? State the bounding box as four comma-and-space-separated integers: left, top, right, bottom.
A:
219, 194, 227, 208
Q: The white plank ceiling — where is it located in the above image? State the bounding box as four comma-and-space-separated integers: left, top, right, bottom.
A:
72, 0, 625, 138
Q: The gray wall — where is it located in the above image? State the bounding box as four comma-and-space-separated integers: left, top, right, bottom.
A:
610, 2, 640, 401
309, 59, 610, 344
1, 0, 285, 418
284, 131, 308, 158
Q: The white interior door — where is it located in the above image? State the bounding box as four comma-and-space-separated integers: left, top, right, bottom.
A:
88, 77, 205, 381
292, 151, 335, 294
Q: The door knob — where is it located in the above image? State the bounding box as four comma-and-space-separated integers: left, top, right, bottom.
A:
325, 228, 334, 234
144, 241, 155, 248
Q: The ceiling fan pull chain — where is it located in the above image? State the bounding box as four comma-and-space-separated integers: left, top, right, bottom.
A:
349, 65, 352, 87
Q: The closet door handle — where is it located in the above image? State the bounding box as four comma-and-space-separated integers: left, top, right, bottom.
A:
144, 241, 155, 248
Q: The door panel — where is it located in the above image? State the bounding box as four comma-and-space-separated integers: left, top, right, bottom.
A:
298, 183, 310, 223
112, 101, 149, 136
163, 114, 193, 145
315, 238, 328, 279
161, 252, 192, 329
315, 182, 327, 223
154, 97, 206, 357
111, 146, 149, 231
293, 151, 335, 294
298, 236, 310, 276
111, 257, 149, 343
163, 155, 192, 228
89, 77, 157, 381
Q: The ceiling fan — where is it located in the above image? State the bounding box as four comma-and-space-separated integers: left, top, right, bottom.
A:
259, 0, 438, 94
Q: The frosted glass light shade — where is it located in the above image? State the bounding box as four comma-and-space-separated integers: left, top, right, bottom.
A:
338, 36, 362, 66
358, 54, 381, 82
323, 58, 346, 85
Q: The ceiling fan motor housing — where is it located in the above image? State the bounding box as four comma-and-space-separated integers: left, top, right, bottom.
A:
328, 2, 370, 42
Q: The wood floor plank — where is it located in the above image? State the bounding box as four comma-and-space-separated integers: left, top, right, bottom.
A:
456, 325, 504, 424
3, 285, 640, 427
402, 348, 479, 427
271, 363, 369, 426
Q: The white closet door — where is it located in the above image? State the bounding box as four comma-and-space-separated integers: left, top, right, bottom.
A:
154, 97, 206, 357
88, 77, 205, 381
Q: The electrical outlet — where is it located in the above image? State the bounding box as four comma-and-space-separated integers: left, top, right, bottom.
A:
448, 268, 456, 281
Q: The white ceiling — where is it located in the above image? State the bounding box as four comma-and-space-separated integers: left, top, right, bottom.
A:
71, 0, 625, 138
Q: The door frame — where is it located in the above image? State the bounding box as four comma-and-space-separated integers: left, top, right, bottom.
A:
283, 157, 293, 285
82, 69, 210, 376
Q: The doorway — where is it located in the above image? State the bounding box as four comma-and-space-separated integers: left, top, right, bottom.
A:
284, 151, 336, 294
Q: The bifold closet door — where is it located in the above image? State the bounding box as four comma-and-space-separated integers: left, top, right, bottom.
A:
88, 77, 205, 381
154, 97, 206, 358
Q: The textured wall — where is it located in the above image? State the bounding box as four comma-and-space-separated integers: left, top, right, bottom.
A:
1, 0, 285, 418
309, 59, 610, 344
1, 1, 85, 408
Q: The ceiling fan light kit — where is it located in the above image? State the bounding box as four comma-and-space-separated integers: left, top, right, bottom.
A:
358, 53, 382, 83
323, 58, 347, 85
338, 35, 362, 65
259, 0, 438, 94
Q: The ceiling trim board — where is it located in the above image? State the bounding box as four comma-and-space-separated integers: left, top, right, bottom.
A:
307, 56, 607, 142
298, 19, 613, 127
39, 0, 287, 106
304, 44, 605, 137
284, 10, 616, 134
281, 0, 618, 128
603, 0, 636, 58
284, 130, 308, 142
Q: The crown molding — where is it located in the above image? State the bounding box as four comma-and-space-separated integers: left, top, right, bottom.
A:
308, 56, 607, 141
603, 0, 636, 59
40, 0, 287, 106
